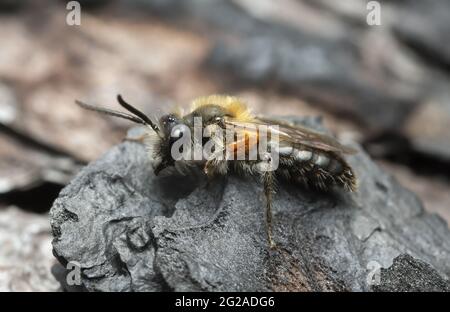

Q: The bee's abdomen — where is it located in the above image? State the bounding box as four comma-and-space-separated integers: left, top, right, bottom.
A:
278, 147, 356, 191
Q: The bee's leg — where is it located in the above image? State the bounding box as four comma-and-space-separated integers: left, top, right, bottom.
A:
204, 136, 227, 179
202, 160, 215, 189
258, 153, 277, 249
262, 170, 276, 249
203, 159, 216, 180
203, 146, 228, 179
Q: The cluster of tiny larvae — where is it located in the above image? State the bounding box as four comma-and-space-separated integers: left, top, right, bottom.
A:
76, 94, 357, 248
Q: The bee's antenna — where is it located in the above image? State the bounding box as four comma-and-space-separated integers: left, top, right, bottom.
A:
117, 95, 160, 133
75, 100, 146, 125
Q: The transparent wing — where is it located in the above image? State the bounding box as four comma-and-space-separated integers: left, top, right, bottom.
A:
224, 117, 357, 155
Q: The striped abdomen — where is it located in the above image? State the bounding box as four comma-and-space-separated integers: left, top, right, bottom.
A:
276, 145, 356, 191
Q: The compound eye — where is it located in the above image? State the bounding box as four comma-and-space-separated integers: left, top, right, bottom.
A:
171, 124, 188, 138
215, 116, 226, 126
162, 115, 177, 126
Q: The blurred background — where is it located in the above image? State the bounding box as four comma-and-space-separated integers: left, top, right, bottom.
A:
0, 0, 449, 291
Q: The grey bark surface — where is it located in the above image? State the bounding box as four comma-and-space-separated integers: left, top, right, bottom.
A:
50, 118, 450, 291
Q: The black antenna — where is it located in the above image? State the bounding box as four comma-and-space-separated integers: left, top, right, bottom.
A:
117, 95, 160, 133
75, 100, 146, 125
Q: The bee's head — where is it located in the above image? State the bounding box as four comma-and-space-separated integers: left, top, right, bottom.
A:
152, 113, 189, 175
153, 106, 228, 175
159, 113, 182, 138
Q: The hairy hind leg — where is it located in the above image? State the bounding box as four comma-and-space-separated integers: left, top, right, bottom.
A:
262, 169, 276, 249
258, 153, 277, 249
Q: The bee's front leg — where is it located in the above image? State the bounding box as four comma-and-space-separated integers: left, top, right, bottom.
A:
203, 159, 216, 179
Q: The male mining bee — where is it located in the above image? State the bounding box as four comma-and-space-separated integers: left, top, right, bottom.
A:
76, 95, 357, 248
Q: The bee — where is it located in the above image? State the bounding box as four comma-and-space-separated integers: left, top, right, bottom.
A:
76, 94, 357, 248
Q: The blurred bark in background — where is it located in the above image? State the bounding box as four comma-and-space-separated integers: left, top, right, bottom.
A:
0, 0, 449, 290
